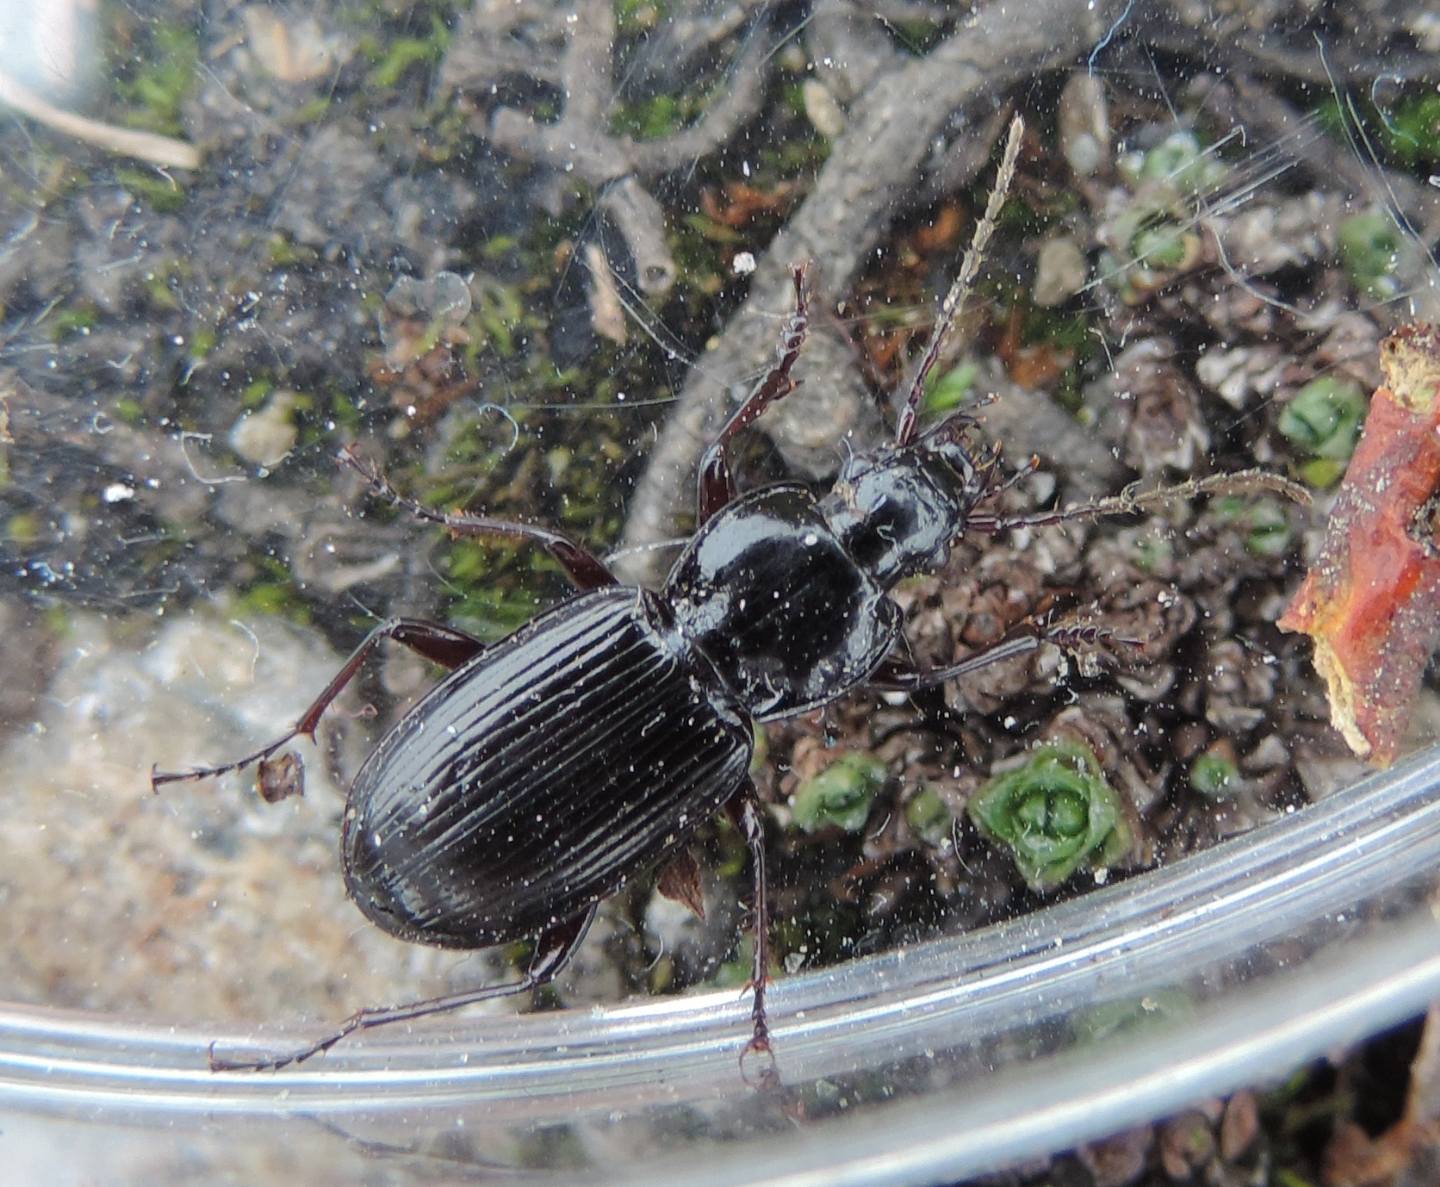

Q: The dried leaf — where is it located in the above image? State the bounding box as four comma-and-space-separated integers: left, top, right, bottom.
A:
656, 849, 705, 920
1278, 323, 1440, 766
698, 180, 797, 229
257, 751, 304, 803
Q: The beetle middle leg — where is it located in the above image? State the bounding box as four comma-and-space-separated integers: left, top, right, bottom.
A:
150, 617, 486, 789
210, 906, 598, 1072
726, 782, 780, 1085
339, 446, 619, 590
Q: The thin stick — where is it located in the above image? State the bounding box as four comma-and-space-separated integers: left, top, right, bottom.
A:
0, 70, 202, 170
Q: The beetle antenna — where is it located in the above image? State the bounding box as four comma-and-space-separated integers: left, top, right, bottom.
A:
895, 113, 1025, 447
969, 469, 1310, 534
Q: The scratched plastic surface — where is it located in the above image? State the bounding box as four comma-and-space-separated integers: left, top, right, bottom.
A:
4, 744, 1440, 1186
9, 3, 1440, 1184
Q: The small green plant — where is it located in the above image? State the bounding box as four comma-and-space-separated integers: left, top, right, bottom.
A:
968, 741, 1131, 892
921, 361, 978, 418
1190, 747, 1240, 799
1276, 376, 1366, 486
904, 784, 953, 845
1133, 130, 1229, 195
1215, 496, 1294, 558
791, 754, 887, 833
1338, 210, 1401, 300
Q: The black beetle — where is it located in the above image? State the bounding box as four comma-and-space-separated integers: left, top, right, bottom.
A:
154, 258, 1099, 1070
153, 123, 1295, 1074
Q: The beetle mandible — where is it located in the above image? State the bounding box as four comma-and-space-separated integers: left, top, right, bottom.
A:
154, 118, 1281, 1074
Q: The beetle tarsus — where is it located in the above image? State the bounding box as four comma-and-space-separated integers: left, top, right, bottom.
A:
738, 1031, 781, 1092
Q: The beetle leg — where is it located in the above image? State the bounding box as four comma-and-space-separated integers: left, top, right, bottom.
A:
150, 618, 486, 789
209, 906, 597, 1073
725, 782, 778, 1081
866, 620, 1124, 692
697, 265, 809, 524
339, 446, 617, 590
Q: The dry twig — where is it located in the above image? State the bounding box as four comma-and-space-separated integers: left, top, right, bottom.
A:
0, 69, 201, 170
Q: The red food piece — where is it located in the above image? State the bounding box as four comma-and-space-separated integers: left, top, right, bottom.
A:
1278, 324, 1440, 766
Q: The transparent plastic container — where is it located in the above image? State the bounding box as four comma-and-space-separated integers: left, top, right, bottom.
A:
5, 743, 1440, 1186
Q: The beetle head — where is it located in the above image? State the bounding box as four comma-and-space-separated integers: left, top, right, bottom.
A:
821, 432, 991, 589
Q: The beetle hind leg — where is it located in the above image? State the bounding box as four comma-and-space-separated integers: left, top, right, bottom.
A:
209, 907, 597, 1073
151, 618, 487, 790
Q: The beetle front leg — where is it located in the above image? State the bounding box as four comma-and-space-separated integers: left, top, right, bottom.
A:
151, 618, 486, 789
210, 906, 597, 1072
697, 265, 809, 524
339, 446, 618, 590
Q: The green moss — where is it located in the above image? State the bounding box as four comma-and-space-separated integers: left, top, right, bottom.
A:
1131, 532, 1172, 573
615, 0, 670, 33
1073, 989, 1194, 1044
1376, 92, 1440, 168
682, 211, 744, 244
47, 304, 99, 342
466, 274, 530, 360
1131, 222, 1192, 269
1215, 496, 1294, 558
969, 741, 1131, 892
1277, 376, 1366, 467
365, 14, 451, 89
142, 262, 185, 311
1137, 130, 1229, 194
441, 540, 553, 640
241, 378, 275, 409
1190, 749, 1239, 799
285, 96, 333, 127
112, 21, 199, 137
1338, 210, 1402, 300
187, 325, 217, 360
904, 785, 953, 845
611, 94, 696, 141
921, 361, 978, 418
266, 233, 317, 269
7, 512, 41, 546
237, 557, 311, 624
115, 166, 188, 214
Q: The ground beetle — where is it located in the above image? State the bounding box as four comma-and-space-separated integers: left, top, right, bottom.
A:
154, 120, 1287, 1073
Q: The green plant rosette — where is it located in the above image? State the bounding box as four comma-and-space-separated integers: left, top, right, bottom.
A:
791, 753, 887, 833
968, 741, 1131, 892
